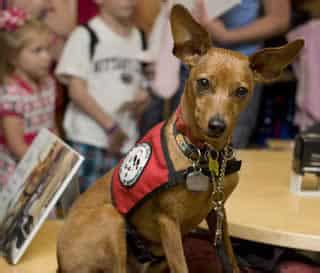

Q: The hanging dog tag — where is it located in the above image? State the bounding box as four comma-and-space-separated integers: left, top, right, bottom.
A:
209, 155, 219, 177
186, 170, 209, 192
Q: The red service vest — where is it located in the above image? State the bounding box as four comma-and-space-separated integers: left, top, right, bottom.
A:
112, 122, 174, 215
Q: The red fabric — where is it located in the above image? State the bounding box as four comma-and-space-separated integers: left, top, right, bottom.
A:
176, 106, 206, 148
278, 261, 320, 273
183, 234, 224, 273
0, 132, 36, 145
78, 0, 98, 24
0, 110, 22, 117
11, 74, 35, 93
112, 122, 169, 215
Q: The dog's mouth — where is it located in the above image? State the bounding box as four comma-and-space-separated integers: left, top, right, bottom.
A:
206, 129, 228, 140
198, 126, 226, 140
207, 131, 225, 138
196, 120, 231, 145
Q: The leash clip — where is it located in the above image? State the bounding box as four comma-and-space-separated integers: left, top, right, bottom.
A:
223, 145, 234, 160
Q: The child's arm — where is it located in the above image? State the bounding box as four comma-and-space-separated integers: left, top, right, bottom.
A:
56, 26, 128, 154
194, 0, 290, 45
68, 76, 128, 155
68, 76, 117, 131
1, 116, 28, 160
56, 27, 117, 131
118, 87, 150, 120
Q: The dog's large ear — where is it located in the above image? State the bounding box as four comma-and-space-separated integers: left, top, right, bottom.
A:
249, 39, 304, 82
170, 4, 211, 66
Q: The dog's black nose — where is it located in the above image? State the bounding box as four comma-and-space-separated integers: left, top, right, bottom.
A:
208, 117, 226, 137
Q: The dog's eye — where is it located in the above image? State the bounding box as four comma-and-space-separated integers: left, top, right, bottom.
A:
196, 78, 210, 93
233, 87, 248, 98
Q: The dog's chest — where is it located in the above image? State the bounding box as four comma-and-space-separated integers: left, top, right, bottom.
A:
161, 182, 213, 229
130, 181, 214, 242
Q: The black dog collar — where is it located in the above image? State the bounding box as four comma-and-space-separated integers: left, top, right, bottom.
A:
173, 122, 241, 177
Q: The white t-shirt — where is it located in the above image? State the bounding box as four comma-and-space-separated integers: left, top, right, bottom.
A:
56, 17, 143, 152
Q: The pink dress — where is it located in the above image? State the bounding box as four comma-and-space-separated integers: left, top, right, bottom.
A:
0, 76, 56, 189
287, 20, 320, 130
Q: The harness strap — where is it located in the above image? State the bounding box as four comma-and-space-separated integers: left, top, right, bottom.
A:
117, 119, 241, 266
82, 24, 147, 61
126, 221, 165, 264
82, 23, 98, 60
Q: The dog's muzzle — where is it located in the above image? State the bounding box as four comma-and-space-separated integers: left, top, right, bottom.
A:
208, 116, 226, 137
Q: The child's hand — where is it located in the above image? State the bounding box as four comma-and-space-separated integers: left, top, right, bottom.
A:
143, 63, 155, 81
131, 89, 150, 120
193, 0, 211, 26
206, 19, 228, 43
192, 0, 228, 44
108, 126, 128, 156
117, 101, 135, 114
118, 89, 150, 120
135, 88, 150, 105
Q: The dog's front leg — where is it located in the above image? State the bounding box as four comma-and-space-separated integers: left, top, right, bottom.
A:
158, 213, 188, 273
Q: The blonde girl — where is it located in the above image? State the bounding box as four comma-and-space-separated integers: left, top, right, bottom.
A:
0, 8, 57, 189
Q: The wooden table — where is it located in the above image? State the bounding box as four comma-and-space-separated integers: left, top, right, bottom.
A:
0, 221, 63, 273
2, 149, 320, 272
216, 149, 320, 252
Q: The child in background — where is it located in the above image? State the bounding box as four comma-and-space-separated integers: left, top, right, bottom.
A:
56, 0, 149, 193
5, 0, 77, 59
5, 0, 78, 138
0, 8, 57, 189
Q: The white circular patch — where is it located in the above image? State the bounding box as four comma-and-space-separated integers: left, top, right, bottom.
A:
119, 143, 151, 187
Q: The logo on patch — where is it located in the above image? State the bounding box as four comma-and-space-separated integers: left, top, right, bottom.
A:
119, 143, 151, 187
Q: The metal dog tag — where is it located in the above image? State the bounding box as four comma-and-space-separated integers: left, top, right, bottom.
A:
186, 171, 209, 192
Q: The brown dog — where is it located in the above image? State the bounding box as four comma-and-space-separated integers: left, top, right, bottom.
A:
56, 5, 303, 273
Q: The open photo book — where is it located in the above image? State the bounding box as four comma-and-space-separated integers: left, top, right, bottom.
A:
0, 129, 83, 264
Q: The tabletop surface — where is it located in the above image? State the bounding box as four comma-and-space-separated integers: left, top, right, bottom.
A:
209, 149, 320, 252
0, 220, 63, 273
2, 149, 320, 272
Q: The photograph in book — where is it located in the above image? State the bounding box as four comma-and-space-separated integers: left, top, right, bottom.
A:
173, 0, 241, 19
0, 129, 83, 264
